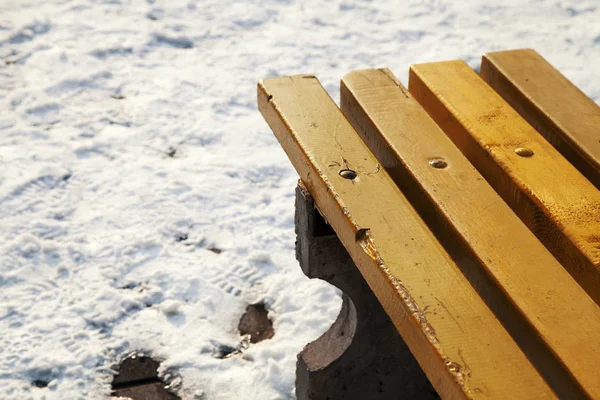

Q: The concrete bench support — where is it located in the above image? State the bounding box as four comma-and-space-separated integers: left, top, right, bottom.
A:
294, 184, 438, 400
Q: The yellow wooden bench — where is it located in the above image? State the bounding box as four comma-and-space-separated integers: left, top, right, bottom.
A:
258, 49, 600, 400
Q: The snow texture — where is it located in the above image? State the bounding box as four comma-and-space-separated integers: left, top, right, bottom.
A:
0, 0, 599, 399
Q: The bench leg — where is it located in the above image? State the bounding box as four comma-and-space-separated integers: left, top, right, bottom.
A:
294, 184, 438, 400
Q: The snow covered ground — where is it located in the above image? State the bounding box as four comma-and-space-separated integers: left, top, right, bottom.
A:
0, 0, 599, 399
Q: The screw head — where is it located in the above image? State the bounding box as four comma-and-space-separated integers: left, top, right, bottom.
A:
339, 169, 357, 180
515, 147, 534, 157
429, 158, 448, 169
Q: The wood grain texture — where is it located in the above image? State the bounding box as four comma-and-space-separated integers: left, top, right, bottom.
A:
480, 49, 600, 189
342, 68, 600, 400
408, 60, 600, 309
258, 75, 556, 399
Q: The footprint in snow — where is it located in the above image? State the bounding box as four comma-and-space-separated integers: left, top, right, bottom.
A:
0, 173, 73, 219
209, 263, 267, 297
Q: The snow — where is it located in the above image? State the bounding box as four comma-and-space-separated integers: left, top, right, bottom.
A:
0, 0, 599, 399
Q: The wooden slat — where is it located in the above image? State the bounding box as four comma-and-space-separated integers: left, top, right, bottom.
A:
480, 49, 600, 189
408, 60, 600, 308
342, 68, 600, 400
258, 75, 556, 399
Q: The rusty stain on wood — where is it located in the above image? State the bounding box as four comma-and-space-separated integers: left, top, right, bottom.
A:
258, 75, 555, 399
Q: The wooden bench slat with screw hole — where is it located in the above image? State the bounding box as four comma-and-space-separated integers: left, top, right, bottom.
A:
258, 75, 556, 399
340, 67, 600, 399
480, 48, 600, 189
409, 61, 600, 311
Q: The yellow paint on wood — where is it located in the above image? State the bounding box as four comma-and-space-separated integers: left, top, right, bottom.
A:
258, 75, 556, 399
409, 60, 600, 310
342, 68, 600, 400
481, 49, 600, 189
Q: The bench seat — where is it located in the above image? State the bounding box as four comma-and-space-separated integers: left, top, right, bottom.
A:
257, 49, 600, 399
